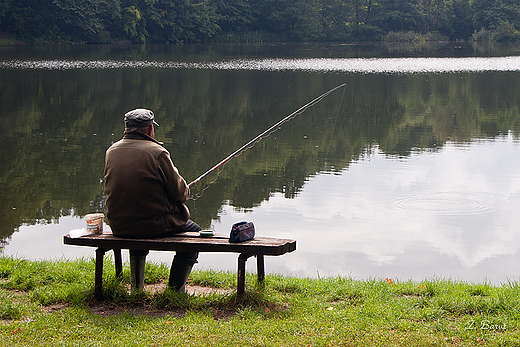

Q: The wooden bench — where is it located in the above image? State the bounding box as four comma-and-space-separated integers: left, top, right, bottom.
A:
63, 232, 296, 300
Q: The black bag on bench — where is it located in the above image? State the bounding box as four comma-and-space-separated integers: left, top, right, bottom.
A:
229, 221, 255, 243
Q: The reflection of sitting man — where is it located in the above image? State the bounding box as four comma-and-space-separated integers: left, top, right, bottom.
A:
104, 108, 200, 292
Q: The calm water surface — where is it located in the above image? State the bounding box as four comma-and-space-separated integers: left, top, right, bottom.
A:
2, 43, 520, 284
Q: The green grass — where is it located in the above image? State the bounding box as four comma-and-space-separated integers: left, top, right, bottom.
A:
1, 255, 519, 346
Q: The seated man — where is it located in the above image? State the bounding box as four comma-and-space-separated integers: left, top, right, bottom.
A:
104, 108, 200, 292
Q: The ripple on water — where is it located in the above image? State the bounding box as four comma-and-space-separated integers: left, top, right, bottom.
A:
394, 192, 495, 215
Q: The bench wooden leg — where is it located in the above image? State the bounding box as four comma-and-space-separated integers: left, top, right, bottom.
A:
95, 248, 107, 301
237, 253, 251, 295
256, 254, 265, 287
238, 254, 266, 295
113, 248, 123, 279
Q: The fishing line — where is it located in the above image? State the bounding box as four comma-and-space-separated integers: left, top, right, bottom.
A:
324, 84, 347, 169
190, 165, 226, 201
188, 83, 347, 194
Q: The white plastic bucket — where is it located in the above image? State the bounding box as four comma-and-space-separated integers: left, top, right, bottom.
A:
84, 213, 104, 234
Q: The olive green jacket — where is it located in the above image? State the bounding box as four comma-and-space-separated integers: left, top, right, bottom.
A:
104, 130, 190, 238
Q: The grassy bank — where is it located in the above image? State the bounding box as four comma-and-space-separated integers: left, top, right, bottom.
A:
0, 256, 518, 346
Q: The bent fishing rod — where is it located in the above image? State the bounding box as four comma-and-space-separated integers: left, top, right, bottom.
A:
188, 83, 347, 188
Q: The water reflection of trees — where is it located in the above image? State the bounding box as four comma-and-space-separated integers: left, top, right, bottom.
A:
1, 63, 520, 243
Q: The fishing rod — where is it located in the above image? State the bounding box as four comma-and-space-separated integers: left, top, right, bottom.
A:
188, 83, 347, 188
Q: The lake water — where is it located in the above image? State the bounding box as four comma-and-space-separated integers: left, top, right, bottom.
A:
2, 43, 520, 284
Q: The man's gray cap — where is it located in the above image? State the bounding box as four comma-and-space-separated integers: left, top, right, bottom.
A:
124, 108, 159, 127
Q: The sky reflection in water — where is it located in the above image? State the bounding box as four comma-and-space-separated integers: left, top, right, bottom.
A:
3, 55, 520, 73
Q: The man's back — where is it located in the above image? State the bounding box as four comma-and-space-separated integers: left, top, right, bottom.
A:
104, 131, 189, 238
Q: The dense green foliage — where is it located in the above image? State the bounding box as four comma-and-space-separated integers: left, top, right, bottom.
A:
2, 0, 520, 43
1, 256, 520, 345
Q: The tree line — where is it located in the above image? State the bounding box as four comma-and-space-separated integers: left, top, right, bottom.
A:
1, 0, 520, 44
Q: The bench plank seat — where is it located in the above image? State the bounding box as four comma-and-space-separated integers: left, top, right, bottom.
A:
63, 232, 296, 300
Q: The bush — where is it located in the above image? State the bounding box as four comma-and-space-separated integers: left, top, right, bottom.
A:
495, 21, 520, 42
382, 31, 447, 44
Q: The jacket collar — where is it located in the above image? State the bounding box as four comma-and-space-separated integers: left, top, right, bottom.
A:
123, 129, 164, 147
